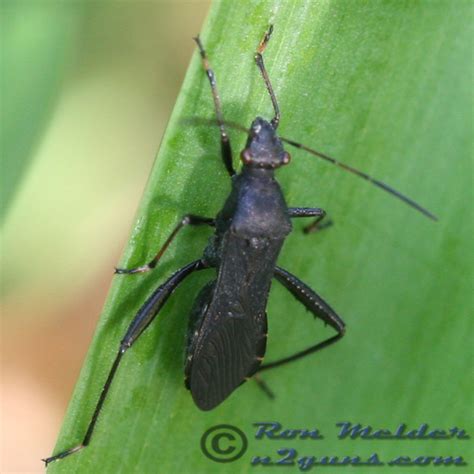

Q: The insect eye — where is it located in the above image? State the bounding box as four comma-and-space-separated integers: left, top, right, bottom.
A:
282, 152, 291, 165
240, 149, 252, 164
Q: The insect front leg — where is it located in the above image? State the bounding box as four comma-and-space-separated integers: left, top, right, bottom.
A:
43, 259, 208, 466
288, 207, 333, 234
193, 36, 234, 177
258, 266, 345, 373
254, 24, 280, 128
115, 214, 214, 274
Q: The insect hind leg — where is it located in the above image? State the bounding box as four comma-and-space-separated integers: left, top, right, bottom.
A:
253, 374, 275, 399
258, 266, 345, 373
43, 260, 207, 466
251, 331, 275, 399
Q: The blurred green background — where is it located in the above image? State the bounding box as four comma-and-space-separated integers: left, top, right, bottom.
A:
1, 2, 210, 472
1, 1, 473, 474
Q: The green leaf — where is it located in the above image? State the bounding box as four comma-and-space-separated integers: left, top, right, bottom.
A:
0, 3, 84, 224
48, 1, 472, 473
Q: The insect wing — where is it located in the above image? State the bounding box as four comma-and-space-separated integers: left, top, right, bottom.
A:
188, 307, 267, 410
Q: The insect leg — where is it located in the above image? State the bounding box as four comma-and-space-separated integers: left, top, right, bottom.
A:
43, 259, 208, 466
193, 36, 234, 176
115, 214, 214, 274
258, 266, 345, 372
288, 207, 333, 234
253, 374, 275, 399
255, 25, 280, 129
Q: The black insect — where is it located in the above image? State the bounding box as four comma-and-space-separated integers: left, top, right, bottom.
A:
44, 26, 436, 465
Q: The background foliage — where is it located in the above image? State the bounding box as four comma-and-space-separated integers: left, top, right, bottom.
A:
1, 2, 209, 471
13, 1, 472, 473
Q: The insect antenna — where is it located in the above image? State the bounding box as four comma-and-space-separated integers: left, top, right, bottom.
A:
182, 117, 437, 221
280, 136, 437, 221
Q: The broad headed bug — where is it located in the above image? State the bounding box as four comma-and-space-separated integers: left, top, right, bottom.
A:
44, 25, 436, 465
